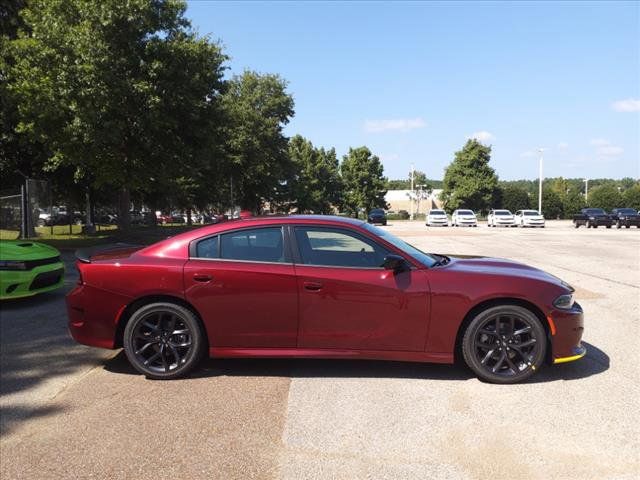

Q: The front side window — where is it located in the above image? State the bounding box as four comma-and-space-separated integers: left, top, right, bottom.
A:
294, 227, 389, 268
219, 227, 285, 263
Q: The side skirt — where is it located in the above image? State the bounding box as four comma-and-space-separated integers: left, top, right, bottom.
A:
209, 347, 453, 364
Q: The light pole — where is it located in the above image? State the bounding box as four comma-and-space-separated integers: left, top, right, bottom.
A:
410, 163, 415, 220
538, 148, 544, 214
584, 178, 589, 203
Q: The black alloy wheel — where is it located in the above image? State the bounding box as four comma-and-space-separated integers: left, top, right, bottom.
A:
462, 305, 546, 384
124, 302, 204, 379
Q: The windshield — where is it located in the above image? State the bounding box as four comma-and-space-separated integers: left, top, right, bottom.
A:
369, 209, 384, 215
494, 210, 511, 215
585, 208, 606, 215
430, 210, 445, 215
523, 211, 540, 216
458, 210, 474, 215
616, 209, 636, 214
363, 223, 438, 268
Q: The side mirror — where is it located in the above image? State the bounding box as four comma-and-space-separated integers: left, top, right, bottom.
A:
383, 254, 408, 273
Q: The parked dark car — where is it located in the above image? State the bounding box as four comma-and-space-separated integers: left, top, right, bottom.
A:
367, 208, 387, 225
572, 208, 612, 229
44, 212, 84, 226
609, 208, 640, 228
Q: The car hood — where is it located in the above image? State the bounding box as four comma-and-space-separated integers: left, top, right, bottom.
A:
443, 255, 570, 288
0, 240, 61, 261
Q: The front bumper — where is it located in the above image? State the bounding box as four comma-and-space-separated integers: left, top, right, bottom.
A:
523, 220, 545, 227
0, 263, 65, 299
549, 302, 585, 364
427, 219, 448, 226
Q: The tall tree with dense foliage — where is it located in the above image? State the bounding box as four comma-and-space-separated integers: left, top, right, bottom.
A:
222, 71, 294, 211
501, 185, 530, 212
532, 186, 564, 218
588, 184, 623, 211
562, 189, 586, 216
287, 135, 342, 214
341, 147, 387, 217
8, 0, 227, 228
441, 139, 499, 214
622, 185, 640, 211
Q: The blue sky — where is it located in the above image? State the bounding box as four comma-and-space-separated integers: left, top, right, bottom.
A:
186, 1, 639, 181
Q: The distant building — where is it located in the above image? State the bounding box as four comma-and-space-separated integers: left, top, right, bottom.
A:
385, 189, 443, 213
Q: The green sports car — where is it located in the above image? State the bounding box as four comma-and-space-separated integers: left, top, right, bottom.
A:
0, 240, 65, 300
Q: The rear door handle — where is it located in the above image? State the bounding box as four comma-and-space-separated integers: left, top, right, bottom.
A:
193, 273, 213, 283
303, 281, 323, 291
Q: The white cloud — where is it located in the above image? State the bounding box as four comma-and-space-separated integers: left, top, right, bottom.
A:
520, 150, 536, 158
364, 117, 427, 133
611, 98, 640, 112
597, 145, 624, 156
557, 142, 569, 149
589, 138, 624, 157
379, 153, 399, 162
466, 131, 495, 143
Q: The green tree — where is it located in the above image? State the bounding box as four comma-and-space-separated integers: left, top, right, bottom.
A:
8, 0, 227, 228
562, 190, 586, 217
501, 185, 530, 213
588, 184, 623, 211
532, 186, 564, 218
222, 71, 294, 211
341, 147, 387, 217
287, 135, 342, 214
441, 139, 499, 214
622, 185, 640, 211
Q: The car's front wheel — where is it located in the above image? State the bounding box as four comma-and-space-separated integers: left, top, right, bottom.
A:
462, 305, 546, 384
123, 302, 205, 380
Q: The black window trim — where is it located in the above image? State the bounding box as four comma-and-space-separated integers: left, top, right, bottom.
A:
288, 224, 410, 270
189, 225, 293, 265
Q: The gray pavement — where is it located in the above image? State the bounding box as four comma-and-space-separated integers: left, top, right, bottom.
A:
1, 221, 639, 479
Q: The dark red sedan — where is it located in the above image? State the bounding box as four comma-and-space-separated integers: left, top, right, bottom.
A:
67, 215, 585, 383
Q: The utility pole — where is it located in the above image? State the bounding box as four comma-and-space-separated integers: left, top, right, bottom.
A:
538, 148, 544, 214
584, 178, 589, 203
410, 163, 415, 221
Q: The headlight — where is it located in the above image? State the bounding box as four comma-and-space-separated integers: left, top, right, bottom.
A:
553, 294, 575, 310
0, 261, 27, 271
589, 216, 595, 220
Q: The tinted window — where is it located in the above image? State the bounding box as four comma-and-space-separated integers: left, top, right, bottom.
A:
195, 236, 219, 258
494, 210, 511, 215
220, 227, 285, 263
430, 210, 445, 215
370, 209, 385, 214
295, 227, 389, 268
523, 211, 539, 216
457, 210, 474, 215
585, 209, 606, 215
616, 209, 636, 214
363, 223, 437, 268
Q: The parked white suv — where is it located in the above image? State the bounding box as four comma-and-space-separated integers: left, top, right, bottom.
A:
487, 209, 516, 227
515, 209, 545, 228
451, 209, 478, 227
426, 209, 449, 227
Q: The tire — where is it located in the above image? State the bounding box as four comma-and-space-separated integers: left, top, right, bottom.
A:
574, 223, 579, 228
462, 305, 546, 384
594, 225, 598, 228
123, 302, 205, 380
606, 225, 611, 229
617, 221, 622, 229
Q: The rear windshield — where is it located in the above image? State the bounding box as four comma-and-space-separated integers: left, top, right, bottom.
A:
494, 210, 511, 215
457, 210, 474, 215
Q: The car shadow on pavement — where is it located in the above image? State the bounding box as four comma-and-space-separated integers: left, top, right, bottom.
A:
103, 340, 608, 383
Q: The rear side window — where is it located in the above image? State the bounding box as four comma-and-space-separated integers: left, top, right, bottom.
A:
195, 236, 219, 258
220, 227, 285, 263
294, 227, 389, 268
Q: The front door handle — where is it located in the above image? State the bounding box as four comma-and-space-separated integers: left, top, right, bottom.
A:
193, 273, 213, 283
303, 281, 323, 291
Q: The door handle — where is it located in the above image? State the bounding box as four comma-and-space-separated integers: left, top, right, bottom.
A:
193, 273, 213, 283
303, 281, 323, 291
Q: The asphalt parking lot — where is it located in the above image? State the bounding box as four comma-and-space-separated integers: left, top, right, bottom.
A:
1, 220, 639, 479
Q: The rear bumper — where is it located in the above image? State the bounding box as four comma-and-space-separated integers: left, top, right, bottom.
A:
66, 283, 129, 349
549, 302, 585, 364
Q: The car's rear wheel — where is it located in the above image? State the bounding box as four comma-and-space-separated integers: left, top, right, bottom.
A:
123, 302, 204, 380
462, 305, 546, 384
